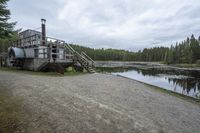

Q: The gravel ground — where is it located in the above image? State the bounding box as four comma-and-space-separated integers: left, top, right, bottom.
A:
0, 71, 200, 133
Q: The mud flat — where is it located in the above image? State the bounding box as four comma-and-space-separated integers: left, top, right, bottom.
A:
95, 61, 200, 71
0, 70, 200, 133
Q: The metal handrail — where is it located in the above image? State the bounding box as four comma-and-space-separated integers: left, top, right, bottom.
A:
63, 43, 95, 72
65, 44, 76, 53
81, 52, 95, 65
64, 44, 75, 56
12, 34, 41, 47
64, 44, 95, 68
75, 51, 88, 62
12, 34, 66, 47
46, 37, 65, 44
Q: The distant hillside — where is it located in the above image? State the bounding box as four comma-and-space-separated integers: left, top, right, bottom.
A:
70, 34, 200, 64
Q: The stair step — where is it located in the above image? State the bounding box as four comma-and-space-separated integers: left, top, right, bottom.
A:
87, 69, 95, 73
64, 44, 95, 73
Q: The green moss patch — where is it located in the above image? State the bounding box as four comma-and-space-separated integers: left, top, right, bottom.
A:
0, 86, 25, 132
0, 67, 88, 77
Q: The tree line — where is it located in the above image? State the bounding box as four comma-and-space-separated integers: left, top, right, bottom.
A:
164, 35, 200, 64
70, 34, 200, 64
0, 0, 17, 53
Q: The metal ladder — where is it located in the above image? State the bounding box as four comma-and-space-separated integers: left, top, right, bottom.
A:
64, 44, 95, 73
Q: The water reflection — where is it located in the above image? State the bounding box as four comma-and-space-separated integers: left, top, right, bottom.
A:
97, 67, 200, 99
168, 77, 200, 96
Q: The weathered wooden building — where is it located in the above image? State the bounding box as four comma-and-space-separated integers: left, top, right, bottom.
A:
6, 19, 95, 74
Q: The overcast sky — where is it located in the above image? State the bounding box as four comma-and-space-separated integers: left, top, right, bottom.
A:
8, 0, 200, 51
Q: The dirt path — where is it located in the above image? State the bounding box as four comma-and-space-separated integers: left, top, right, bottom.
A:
0, 71, 200, 133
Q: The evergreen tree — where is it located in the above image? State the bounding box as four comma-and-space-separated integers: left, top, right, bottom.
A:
0, 0, 16, 38
164, 50, 168, 63
167, 46, 174, 64
189, 35, 200, 63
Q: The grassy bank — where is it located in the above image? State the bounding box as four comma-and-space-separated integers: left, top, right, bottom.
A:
0, 67, 87, 76
150, 83, 200, 104
116, 75, 200, 104
173, 63, 200, 68
160, 62, 200, 68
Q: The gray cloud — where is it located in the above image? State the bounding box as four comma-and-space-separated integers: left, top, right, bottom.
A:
8, 0, 200, 51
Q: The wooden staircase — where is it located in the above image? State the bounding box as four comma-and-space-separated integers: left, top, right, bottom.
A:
37, 62, 49, 71
64, 44, 95, 73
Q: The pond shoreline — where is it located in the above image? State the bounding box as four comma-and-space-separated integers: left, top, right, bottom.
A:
96, 61, 200, 99
115, 74, 200, 102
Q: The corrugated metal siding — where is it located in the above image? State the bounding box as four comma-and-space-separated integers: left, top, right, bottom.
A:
24, 48, 35, 58
9, 47, 25, 58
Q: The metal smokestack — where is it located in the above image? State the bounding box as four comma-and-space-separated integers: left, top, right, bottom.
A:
41, 18, 46, 45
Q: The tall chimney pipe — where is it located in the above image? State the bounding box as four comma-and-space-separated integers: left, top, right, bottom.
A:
41, 18, 46, 45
